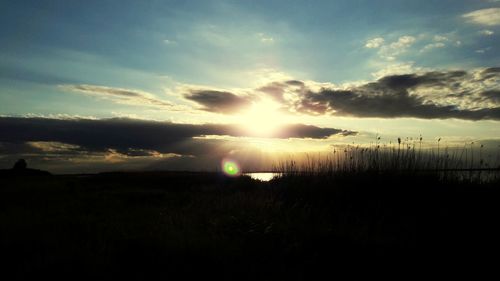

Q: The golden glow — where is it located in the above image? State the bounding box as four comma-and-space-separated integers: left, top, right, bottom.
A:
236, 98, 289, 137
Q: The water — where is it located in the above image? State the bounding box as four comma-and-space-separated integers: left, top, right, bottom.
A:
245, 172, 281, 182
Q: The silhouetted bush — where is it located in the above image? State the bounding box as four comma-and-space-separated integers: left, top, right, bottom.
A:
12, 159, 27, 170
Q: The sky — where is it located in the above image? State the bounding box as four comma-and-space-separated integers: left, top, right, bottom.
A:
1, 0, 499, 173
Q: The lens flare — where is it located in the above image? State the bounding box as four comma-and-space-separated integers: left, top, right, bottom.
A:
222, 159, 240, 176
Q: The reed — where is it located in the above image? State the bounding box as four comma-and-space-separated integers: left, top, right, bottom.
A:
274, 137, 500, 183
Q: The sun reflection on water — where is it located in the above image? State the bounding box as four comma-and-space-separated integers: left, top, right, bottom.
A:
245, 172, 281, 182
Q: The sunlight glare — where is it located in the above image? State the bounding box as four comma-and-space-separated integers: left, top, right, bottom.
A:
237, 98, 288, 138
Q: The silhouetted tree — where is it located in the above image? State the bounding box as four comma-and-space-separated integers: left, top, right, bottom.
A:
13, 159, 27, 170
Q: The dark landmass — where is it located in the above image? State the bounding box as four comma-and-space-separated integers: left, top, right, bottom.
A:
0, 158, 52, 177
0, 170, 499, 279
0, 168, 52, 177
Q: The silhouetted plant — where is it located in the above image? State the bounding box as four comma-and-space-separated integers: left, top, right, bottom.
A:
274, 136, 499, 183
13, 159, 27, 170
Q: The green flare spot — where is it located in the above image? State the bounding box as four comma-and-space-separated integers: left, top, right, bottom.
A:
223, 161, 240, 176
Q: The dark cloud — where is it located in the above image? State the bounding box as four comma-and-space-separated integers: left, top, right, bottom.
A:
479, 67, 500, 80
0, 117, 355, 172
481, 90, 500, 103
190, 68, 499, 120
0, 117, 354, 153
301, 88, 500, 120
258, 83, 285, 96
481, 67, 500, 74
276, 124, 355, 138
184, 90, 252, 113
281, 69, 500, 120
177, 68, 500, 120
257, 82, 288, 103
376, 71, 466, 89
285, 80, 305, 86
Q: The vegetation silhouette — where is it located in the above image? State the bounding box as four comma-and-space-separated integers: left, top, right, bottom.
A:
0, 159, 51, 177
0, 143, 499, 279
12, 159, 27, 170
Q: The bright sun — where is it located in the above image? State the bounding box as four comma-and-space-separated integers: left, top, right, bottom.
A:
236, 99, 288, 137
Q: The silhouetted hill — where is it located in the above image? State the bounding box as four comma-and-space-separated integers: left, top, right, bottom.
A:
0, 168, 51, 177
0, 159, 51, 178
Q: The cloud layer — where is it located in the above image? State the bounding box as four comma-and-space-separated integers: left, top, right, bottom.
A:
0, 117, 355, 172
182, 68, 500, 120
463, 8, 500, 26
291, 69, 500, 120
60, 84, 174, 109
0, 117, 354, 153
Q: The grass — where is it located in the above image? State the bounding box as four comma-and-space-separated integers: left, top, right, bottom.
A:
1, 142, 499, 279
274, 138, 500, 182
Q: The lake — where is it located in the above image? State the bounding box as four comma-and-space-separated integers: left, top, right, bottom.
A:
244, 172, 281, 182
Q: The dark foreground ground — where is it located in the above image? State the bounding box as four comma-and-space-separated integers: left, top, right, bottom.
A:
1, 171, 499, 279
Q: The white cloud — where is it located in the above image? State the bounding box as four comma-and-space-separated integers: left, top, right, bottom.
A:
389, 36, 416, 49
378, 36, 417, 60
479, 29, 495, 36
463, 8, 500, 26
420, 42, 446, 52
371, 62, 429, 79
365, 37, 385, 48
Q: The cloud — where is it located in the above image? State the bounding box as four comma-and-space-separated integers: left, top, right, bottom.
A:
257, 81, 293, 103
481, 67, 500, 77
479, 29, 495, 36
285, 80, 305, 87
365, 34, 460, 60
0, 117, 355, 172
365, 37, 385, 48
481, 90, 500, 103
172, 67, 500, 121
387, 36, 416, 49
420, 42, 446, 52
251, 68, 500, 120
370, 62, 429, 79
183, 90, 253, 113
298, 90, 499, 120
308, 71, 500, 120
0, 117, 354, 151
60, 84, 174, 109
463, 8, 500, 26
371, 61, 425, 79
368, 36, 417, 60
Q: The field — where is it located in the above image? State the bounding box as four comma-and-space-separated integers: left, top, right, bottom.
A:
1, 145, 500, 279
1, 159, 499, 279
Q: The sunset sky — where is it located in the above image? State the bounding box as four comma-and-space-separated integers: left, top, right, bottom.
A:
1, 0, 499, 173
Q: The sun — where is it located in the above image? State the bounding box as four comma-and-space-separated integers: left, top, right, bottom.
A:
236, 98, 288, 137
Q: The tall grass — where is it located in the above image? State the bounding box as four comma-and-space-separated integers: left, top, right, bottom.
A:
274, 137, 500, 182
